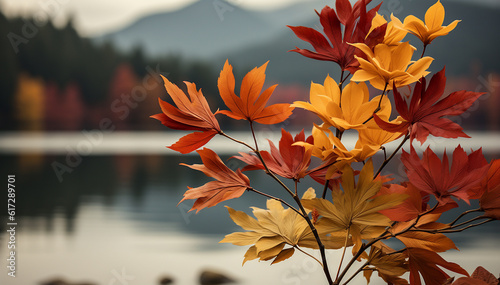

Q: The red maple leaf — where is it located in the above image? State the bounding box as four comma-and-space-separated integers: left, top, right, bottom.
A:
374, 68, 485, 143
479, 160, 500, 219
234, 129, 313, 181
407, 248, 469, 285
179, 148, 250, 213
402, 145, 489, 205
287, 0, 384, 73
151, 75, 221, 154
449, 266, 500, 285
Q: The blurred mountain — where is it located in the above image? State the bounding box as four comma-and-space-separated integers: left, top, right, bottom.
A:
96, 0, 500, 84
224, 0, 500, 84
95, 0, 284, 58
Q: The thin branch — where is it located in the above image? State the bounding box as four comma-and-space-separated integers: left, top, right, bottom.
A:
247, 187, 302, 216
363, 83, 389, 124
219, 131, 256, 152
374, 134, 409, 179
322, 179, 330, 199
336, 228, 351, 280
341, 261, 369, 285
335, 203, 439, 284
248, 122, 295, 197
411, 218, 494, 234
295, 245, 323, 266
292, 195, 335, 285
449, 208, 481, 226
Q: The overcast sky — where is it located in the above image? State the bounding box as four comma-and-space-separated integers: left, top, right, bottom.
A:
0, 0, 304, 36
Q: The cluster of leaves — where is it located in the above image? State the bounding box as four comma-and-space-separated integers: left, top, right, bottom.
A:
152, 1, 500, 284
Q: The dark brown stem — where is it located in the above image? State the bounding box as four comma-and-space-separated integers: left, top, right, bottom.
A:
341, 261, 369, 285
363, 83, 389, 124
449, 208, 481, 226
248, 187, 302, 216
334, 203, 439, 284
420, 44, 428, 59
219, 131, 256, 152
293, 195, 334, 285
374, 134, 409, 179
321, 179, 330, 199
249, 122, 295, 197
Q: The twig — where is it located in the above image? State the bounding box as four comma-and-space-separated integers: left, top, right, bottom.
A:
363, 83, 389, 124
374, 134, 409, 179
335, 228, 351, 280
247, 187, 302, 216
295, 245, 323, 266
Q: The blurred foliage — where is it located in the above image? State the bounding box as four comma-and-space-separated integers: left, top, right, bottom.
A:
0, 11, 224, 131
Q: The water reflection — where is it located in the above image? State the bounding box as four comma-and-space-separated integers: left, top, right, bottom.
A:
0, 149, 499, 285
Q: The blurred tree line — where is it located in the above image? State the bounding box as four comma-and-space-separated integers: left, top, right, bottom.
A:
0, 11, 229, 131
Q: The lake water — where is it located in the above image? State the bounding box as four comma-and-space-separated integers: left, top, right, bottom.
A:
0, 131, 499, 285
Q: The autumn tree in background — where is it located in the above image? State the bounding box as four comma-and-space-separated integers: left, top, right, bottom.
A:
152, 0, 500, 284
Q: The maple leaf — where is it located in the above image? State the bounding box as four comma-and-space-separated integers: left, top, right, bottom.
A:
407, 248, 468, 285
374, 68, 485, 143
470, 159, 500, 219
292, 77, 392, 131
378, 183, 427, 222
402, 0, 460, 46
350, 42, 433, 90
364, 242, 409, 285
449, 266, 500, 285
216, 60, 293, 124
302, 160, 407, 251
368, 13, 408, 48
179, 148, 250, 213
402, 145, 489, 205
234, 129, 313, 181
151, 75, 221, 154
287, 0, 384, 73
220, 190, 346, 265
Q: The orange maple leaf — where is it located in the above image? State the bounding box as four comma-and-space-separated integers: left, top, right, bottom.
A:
179, 148, 250, 213
151, 75, 221, 154
216, 60, 294, 124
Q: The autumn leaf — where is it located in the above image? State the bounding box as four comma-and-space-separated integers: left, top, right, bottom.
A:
402, 145, 489, 205
402, 0, 460, 46
374, 68, 485, 143
449, 266, 500, 285
368, 13, 408, 47
216, 60, 293, 124
350, 42, 433, 90
470, 159, 500, 219
151, 75, 221, 154
220, 191, 346, 265
378, 183, 427, 222
287, 0, 384, 73
407, 247, 468, 285
179, 148, 250, 212
234, 129, 313, 181
364, 242, 409, 284
292, 77, 392, 131
302, 160, 408, 251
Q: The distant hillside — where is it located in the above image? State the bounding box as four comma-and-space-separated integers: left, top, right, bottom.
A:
95, 0, 283, 58
96, 0, 500, 84
222, 0, 500, 84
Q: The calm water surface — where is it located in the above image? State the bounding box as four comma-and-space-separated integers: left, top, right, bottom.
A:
0, 132, 499, 285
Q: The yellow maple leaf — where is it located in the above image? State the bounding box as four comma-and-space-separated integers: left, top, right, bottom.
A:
220, 189, 346, 265
302, 160, 408, 252
403, 0, 460, 46
292, 76, 392, 131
